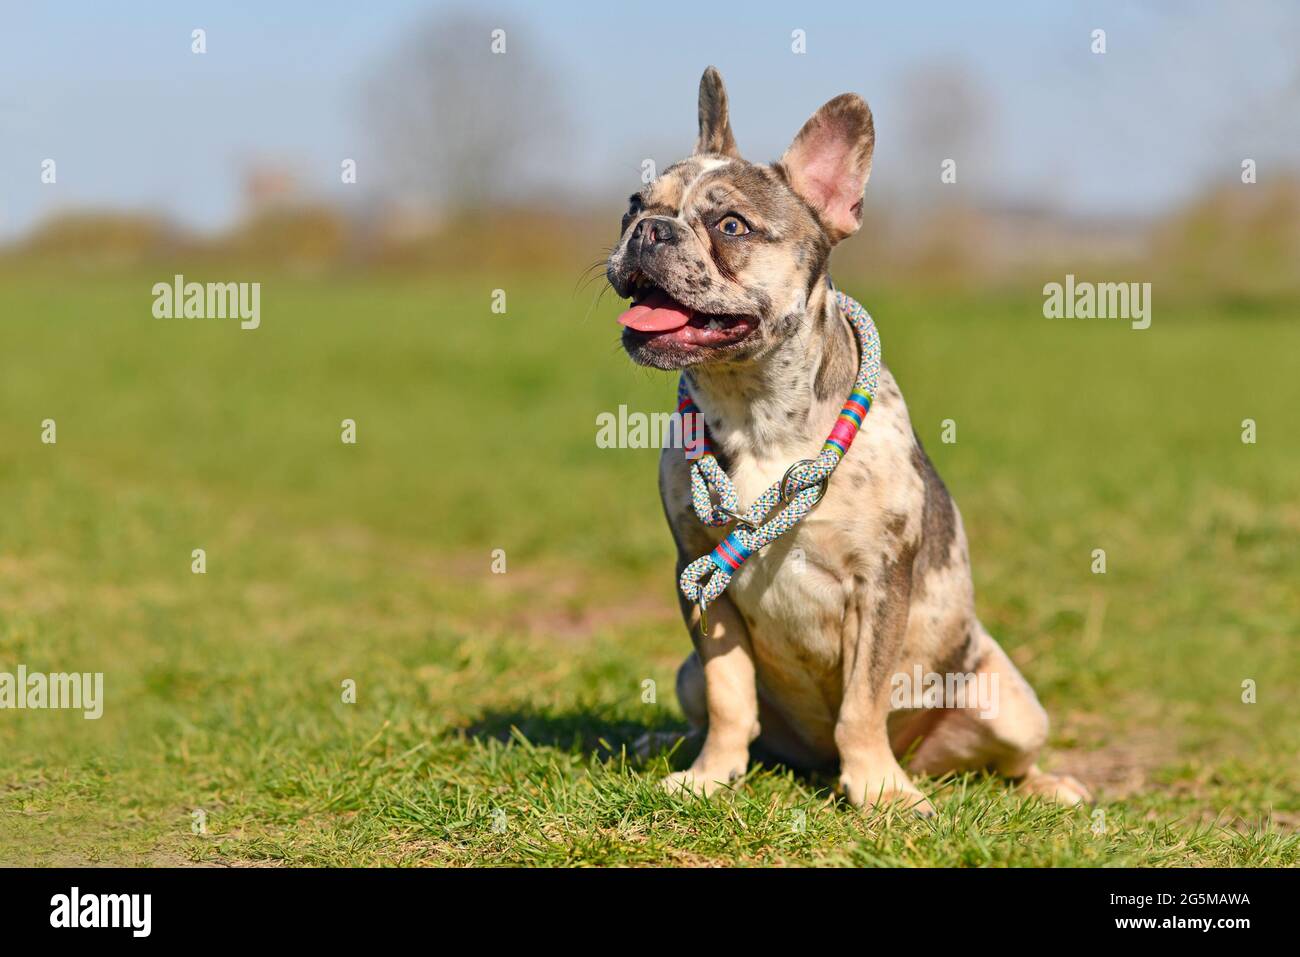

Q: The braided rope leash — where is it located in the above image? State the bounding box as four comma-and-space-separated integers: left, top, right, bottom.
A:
678, 291, 881, 634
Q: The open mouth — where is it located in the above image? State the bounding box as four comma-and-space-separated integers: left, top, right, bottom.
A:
617, 275, 756, 348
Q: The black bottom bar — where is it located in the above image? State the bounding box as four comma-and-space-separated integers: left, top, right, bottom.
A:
0, 866, 1286, 942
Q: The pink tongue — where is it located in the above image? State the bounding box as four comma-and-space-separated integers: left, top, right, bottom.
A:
618, 289, 693, 332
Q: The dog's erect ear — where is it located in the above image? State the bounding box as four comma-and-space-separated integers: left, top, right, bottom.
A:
695, 66, 739, 157
778, 94, 875, 243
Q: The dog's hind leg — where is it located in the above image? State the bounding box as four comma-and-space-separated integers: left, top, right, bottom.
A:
902, 623, 1091, 805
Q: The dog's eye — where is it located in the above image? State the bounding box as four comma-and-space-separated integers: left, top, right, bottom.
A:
716, 215, 750, 236
623, 197, 643, 231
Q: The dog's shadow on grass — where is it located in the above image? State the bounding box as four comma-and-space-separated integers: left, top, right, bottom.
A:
459, 705, 701, 767
458, 705, 832, 786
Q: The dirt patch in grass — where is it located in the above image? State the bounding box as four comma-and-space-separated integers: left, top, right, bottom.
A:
1052, 730, 1179, 800
440, 549, 679, 639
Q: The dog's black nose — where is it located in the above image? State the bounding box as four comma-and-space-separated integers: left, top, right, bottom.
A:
635, 216, 679, 248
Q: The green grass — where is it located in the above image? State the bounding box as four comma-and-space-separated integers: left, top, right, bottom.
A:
0, 269, 1296, 866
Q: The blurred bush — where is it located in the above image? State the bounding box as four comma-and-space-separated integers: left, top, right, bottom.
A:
13, 211, 186, 270
1153, 175, 1300, 304
3, 174, 1298, 310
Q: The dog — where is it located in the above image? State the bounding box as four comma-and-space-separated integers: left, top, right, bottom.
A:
607, 68, 1089, 813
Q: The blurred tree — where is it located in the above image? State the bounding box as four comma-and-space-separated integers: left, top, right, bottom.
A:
897, 62, 991, 206
892, 63, 995, 283
363, 10, 569, 215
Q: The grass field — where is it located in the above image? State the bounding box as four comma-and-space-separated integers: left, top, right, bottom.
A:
0, 269, 1297, 866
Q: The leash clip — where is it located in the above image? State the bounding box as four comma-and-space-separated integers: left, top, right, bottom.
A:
714, 506, 758, 530
780, 459, 829, 504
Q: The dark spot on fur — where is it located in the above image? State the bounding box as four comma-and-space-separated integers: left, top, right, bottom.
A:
911, 436, 957, 579
813, 296, 856, 401
932, 621, 976, 676
707, 240, 738, 284
867, 541, 917, 691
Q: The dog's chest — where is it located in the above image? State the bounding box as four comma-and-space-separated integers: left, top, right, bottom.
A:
712, 451, 855, 667
661, 365, 922, 688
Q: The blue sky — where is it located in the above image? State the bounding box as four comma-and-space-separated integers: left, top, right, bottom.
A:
1, 0, 1296, 238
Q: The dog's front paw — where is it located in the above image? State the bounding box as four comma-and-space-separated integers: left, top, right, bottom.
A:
1017, 769, 1092, 806
660, 759, 746, 799
839, 767, 935, 818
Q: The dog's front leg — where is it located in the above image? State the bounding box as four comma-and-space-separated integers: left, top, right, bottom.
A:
835, 553, 935, 816
662, 593, 759, 798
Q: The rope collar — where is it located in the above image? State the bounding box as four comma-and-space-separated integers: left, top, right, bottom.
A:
676, 290, 881, 633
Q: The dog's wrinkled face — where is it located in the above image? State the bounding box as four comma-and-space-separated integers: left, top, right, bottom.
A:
608, 67, 875, 370
609, 158, 825, 369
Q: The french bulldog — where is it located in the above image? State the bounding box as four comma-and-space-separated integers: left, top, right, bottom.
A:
607, 67, 1089, 813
